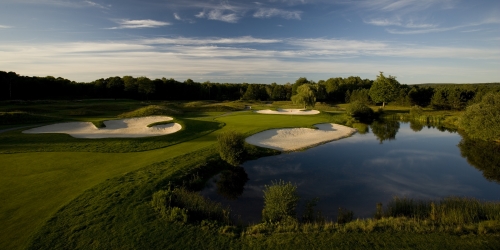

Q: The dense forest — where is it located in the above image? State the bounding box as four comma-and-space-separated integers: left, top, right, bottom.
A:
1, 71, 499, 110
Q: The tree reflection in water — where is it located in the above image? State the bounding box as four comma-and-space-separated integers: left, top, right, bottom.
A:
370, 120, 400, 144
216, 167, 249, 200
458, 135, 500, 183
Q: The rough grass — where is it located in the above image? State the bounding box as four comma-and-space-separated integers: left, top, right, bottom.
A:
118, 105, 183, 118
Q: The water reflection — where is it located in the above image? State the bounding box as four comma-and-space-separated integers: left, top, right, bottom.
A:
459, 135, 500, 183
216, 167, 249, 200
201, 122, 500, 224
370, 120, 400, 143
409, 120, 424, 132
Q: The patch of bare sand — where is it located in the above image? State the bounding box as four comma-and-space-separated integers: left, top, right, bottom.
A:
255, 109, 320, 115
245, 123, 356, 151
22, 116, 181, 139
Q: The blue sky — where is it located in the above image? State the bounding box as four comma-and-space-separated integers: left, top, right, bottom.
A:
0, 0, 499, 84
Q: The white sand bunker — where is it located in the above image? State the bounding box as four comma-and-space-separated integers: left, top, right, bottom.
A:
22, 116, 182, 139
255, 109, 320, 115
245, 123, 356, 151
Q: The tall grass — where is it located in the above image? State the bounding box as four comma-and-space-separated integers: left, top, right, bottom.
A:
152, 187, 231, 224
383, 197, 500, 224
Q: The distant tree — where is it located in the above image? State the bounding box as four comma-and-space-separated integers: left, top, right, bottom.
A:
459, 92, 500, 141
369, 72, 401, 107
106, 76, 124, 99
349, 89, 371, 104
315, 81, 327, 101
430, 88, 448, 110
123, 76, 137, 94
291, 84, 316, 109
137, 77, 155, 99
217, 130, 245, 166
242, 84, 259, 100
292, 77, 310, 95
262, 180, 299, 223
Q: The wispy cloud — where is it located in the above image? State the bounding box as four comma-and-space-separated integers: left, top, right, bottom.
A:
268, 0, 309, 5
386, 18, 500, 34
142, 36, 282, 45
254, 8, 302, 20
11, 0, 110, 8
365, 18, 436, 29
1, 36, 499, 83
0, 25, 11, 29
174, 13, 182, 20
196, 9, 240, 23
108, 19, 171, 29
84, 0, 109, 9
357, 0, 456, 13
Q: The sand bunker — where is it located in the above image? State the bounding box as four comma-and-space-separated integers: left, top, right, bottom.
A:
245, 123, 356, 151
255, 109, 320, 115
22, 116, 182, 139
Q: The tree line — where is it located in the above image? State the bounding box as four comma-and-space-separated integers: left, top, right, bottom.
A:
1, 71, 499, 111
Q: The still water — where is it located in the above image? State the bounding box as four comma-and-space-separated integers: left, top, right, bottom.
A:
201, 122, 500, 223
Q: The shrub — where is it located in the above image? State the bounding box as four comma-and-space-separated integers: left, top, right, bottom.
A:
346, 101, 374, 120
337, 207, 354, 224
409, 105, 424, 117
151, 187, 230, 224
459, 92, 500, 141
262, 180, 299, 223
217, 130, 245, 166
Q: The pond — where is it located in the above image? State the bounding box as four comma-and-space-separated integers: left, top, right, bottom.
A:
201, 121, 500, 224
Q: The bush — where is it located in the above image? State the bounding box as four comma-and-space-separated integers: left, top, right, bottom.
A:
217, 130, 245, 166
409, 105, 424, 117
459, 92, 500, 141
151, 187, 230, 224
262, 180, 300, 223
346, 101, 374, 120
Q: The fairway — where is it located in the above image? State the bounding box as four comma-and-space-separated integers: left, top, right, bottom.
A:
0, 110, 338, 250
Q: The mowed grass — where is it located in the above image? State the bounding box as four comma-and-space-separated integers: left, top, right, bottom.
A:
0, 109, 342, 250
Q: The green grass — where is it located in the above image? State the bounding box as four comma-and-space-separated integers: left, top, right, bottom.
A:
146, 120, 176, 127
0, 105, 343, 250
1, 100, 496, 250
0, 117, 222, 153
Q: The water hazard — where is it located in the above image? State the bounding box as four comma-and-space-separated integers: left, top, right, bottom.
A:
201, 121, 500, 224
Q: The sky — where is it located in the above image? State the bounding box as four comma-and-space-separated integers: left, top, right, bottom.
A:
0, 0, 499, 84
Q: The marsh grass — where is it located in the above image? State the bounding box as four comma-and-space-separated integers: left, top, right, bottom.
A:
383, 197, 500, 224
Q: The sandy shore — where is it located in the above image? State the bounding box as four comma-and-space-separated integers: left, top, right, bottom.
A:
245, 123, 356, 151
255, 109, 320, 115
22, 116, 182, 139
